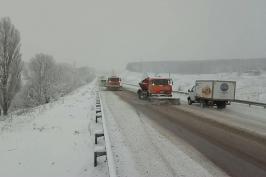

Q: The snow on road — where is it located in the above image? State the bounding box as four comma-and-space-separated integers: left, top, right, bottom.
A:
0, 80, 108, 177
101, 90, 228, 177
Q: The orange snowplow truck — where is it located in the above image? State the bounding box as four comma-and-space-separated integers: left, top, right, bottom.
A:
137, 77, 173, 99
106, 76, 122, 90
137, 77, 180, 105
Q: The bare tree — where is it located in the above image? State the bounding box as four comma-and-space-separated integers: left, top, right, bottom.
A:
28, 53, 56, 105
0, 17, 22, 116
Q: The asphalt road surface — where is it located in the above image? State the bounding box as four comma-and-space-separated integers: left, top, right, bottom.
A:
114, 90, 266, 177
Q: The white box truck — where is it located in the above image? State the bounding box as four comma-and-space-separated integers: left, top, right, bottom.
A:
187, 80, 236, 109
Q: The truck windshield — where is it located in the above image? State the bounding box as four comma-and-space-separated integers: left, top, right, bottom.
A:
109, 78, 120, 82
152, 79, 170, 85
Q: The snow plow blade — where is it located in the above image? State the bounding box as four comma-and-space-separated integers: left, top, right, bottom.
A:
148, 97, 180, 105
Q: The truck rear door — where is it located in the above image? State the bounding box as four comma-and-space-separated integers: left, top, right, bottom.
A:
213, 81, 236, 100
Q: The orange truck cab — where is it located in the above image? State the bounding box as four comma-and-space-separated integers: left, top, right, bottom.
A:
106, 76, 122, 90
138, 77, 173, 99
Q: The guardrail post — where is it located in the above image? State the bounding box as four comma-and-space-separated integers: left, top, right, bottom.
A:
94, 146, 106, 167
96, 114, 102, 123
95, 130, 104, 144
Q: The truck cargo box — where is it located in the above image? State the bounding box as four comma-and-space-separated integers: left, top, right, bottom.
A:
195, 80, 236, 101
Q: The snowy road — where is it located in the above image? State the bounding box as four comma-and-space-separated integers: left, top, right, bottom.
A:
102, 89, 266, 177
101, 90, 228, 177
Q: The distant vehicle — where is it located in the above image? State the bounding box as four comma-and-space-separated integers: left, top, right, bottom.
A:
137, 77, 180, 105
187, 80, 236, 109
106, 76, 122, 90
99, 76, 107, 87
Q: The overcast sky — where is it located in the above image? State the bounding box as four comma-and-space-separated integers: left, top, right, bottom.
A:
0, 0, 266, 71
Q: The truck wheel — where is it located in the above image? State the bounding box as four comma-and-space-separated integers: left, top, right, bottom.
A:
200, 100, 207, 108
217, 102, 226, 109
188, 98, 192, 105
137, 90, 142, 99
143, 92, 149, 100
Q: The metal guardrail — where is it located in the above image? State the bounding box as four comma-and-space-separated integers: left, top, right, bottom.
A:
233, 99, 266, 108
96, 91, 117, 177
122, 83, 138, 87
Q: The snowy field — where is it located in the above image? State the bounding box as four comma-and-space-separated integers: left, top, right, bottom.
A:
0, 80, 108, 177
121, 70, 266, 103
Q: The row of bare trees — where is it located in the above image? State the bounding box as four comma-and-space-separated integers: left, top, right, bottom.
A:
0, 17, 95, 118
16, 54, 94, 109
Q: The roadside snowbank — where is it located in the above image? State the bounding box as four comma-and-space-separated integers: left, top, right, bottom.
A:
0, 80, 108, 177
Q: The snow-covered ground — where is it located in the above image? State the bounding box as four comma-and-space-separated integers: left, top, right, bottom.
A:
121, 70, 266, 103
0, 80, 108, 177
